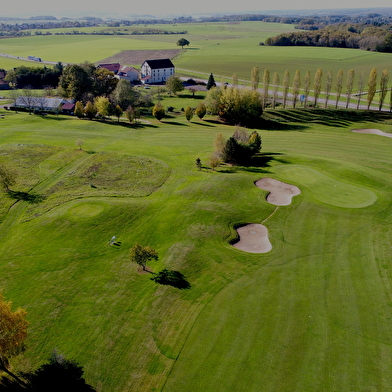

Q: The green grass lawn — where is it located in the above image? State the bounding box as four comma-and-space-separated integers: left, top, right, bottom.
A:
0, 106, 391, 391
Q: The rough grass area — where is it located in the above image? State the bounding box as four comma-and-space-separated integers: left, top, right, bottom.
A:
24, 150, 170, 220
97, 49, 182, 66
0, 144, 68, 220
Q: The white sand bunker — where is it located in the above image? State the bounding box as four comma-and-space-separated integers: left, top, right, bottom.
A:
352, 129, 392, 138
255, 178, 301, 206
232, 224, 272, 253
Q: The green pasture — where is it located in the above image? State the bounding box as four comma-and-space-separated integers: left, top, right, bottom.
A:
0, 35, 176, 64
0, 106, 391, 392
2, 21, 392, 84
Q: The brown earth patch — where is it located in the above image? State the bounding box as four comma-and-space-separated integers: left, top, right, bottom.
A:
137, 265, 154, 274
351, 128, 392, 138
232, 224, 272, 254
97, 49, 181, 66
255, 178, 301, 206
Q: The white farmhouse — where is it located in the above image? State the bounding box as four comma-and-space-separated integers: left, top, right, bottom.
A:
140, 59, 175, 84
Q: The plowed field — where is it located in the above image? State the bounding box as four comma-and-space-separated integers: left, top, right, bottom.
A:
97, 49, 181, 66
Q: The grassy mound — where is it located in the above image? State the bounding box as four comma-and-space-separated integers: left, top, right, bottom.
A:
0, 144, 170, 222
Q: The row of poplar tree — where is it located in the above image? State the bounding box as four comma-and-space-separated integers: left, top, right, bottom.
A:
243, 66, 391, 111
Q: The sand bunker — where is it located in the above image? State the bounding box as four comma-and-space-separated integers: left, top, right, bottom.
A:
255, 178, 301, 206
232, 224, 272, 253
352, 129, 392, 138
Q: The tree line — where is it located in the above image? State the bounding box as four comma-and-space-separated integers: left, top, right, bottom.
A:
265, 24, 392, 52
5, 63, 64, 89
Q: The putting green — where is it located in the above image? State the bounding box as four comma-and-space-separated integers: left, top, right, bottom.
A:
276, 165, 377, 208
67, 202, 105, 219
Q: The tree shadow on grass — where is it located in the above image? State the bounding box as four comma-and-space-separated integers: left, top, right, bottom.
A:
7, 190, 45, 203
150, 269, 191, 289
113, 121, 159, 129
216, 153, 286, 174
161, 121, 189, 126
195, 121, 214, 127
263, 109, 392, 128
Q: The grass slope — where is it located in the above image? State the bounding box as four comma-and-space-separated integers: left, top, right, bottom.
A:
0, 108, 391, 392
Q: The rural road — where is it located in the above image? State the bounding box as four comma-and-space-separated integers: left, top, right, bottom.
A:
0, 52, 67, 66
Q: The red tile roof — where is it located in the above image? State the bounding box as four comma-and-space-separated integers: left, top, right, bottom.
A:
97, 63, 121, 74
61, 103, 75, 110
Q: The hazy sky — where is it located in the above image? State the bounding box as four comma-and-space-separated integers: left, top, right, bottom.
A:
3, 0, 392, 18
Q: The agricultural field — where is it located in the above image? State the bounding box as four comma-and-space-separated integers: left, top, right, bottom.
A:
2, 21, 392, 83
0, 105, 391, 391
98, 49, 181, 67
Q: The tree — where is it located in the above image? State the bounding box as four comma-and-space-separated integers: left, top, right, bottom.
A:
177, 38, 190, 49
232, 73, 238, 87
282, 70, 290, 108
7, 90, 19, 113
206, 73, 216, 90
248, 131, 262, 154
367, 67, 377, 110
36, 92, 48, 112
313, 68, 323, 107
272, 72, 279, 109
218, 87, 263, 126
231, 128, 246, 145
0, 164, 16, 192
379, 68, 389, 111
324, 70, 333, 108
208, 153, 221, 170
335, 69, 344, 109
165, 76, 183, 96
94, 96, 110, 120
112, 79, 137, 110
113, 105, 123, 122
84, 101, 96, 120
75, 139, 84, 150
92, 67, 118, 97
205, 86, 222, 114
357, 71, 365, 110
195, 102, 206, 120
262, 69, 270, 108
185, 106, 193, 122
58, 64, 92, 102
222, 130, 262, 165
0, 292, 28, 386
251, 66, 260, 91
152, 102, 165, 121
20, 87, 36, 115
303, 70, 311, 108
130, 243, 158, 271
213, 133, 226, 159
345, 69, 355, 109
125, 106, 136, 124
292, 70, 301, 108
74, 101, 84, 119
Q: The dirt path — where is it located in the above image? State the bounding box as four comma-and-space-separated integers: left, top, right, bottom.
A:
352, 128, 392, 138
